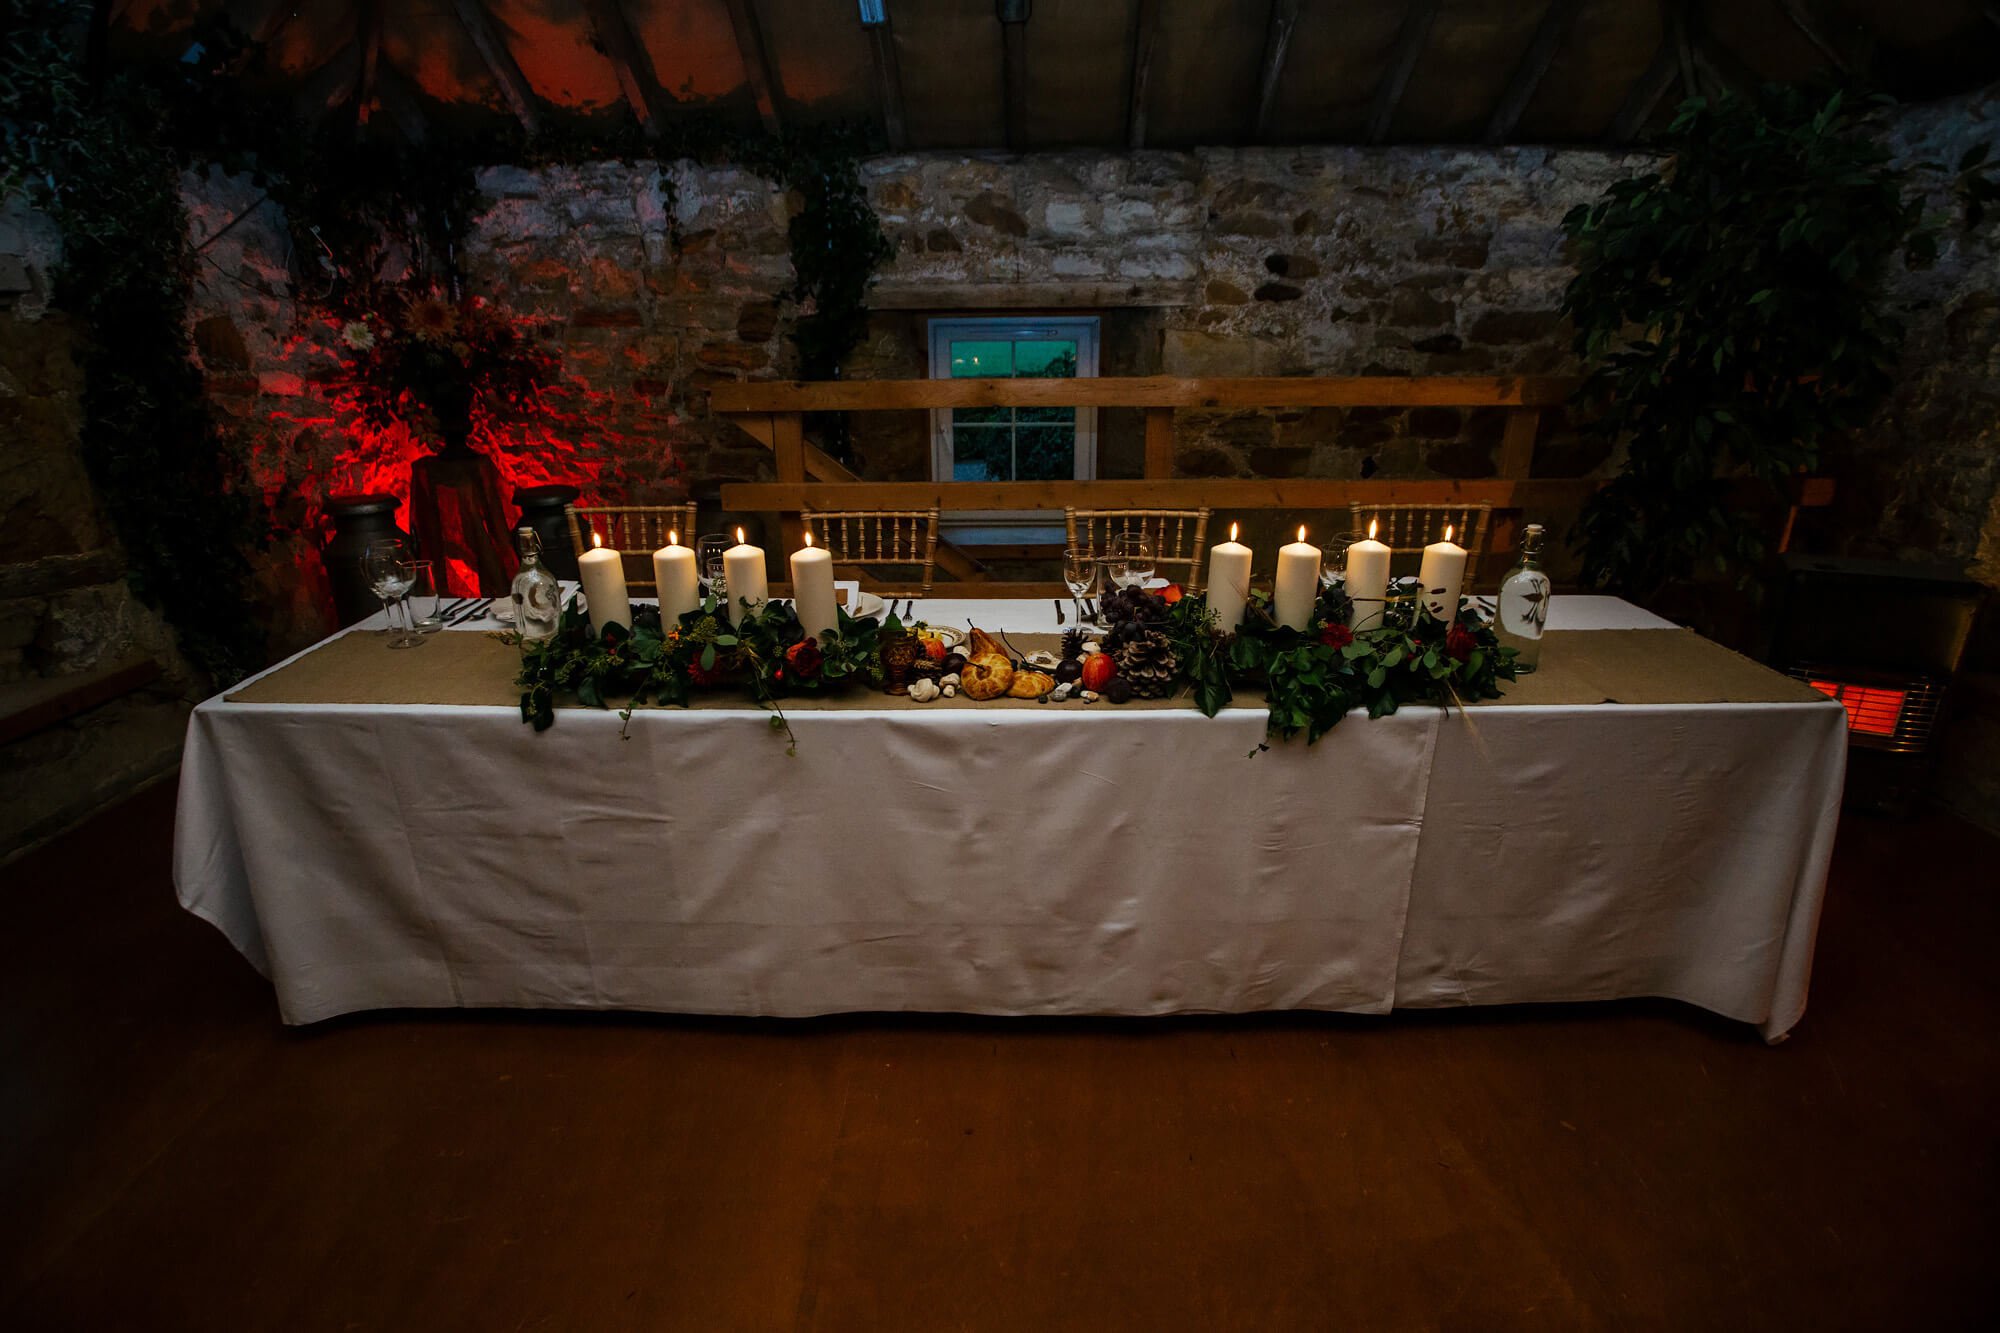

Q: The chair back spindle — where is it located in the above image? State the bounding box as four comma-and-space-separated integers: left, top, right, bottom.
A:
1346, 503, 1492, 587
801, 507, 941, 595
564, 503, 700, 596
1063, 507, 1213, 592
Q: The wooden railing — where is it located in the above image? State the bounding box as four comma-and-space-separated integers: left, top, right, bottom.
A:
710, 376, 1827, 594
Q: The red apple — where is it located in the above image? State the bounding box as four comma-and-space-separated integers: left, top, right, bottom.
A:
1080, 652, 1116, 692
922, 636, 947, 662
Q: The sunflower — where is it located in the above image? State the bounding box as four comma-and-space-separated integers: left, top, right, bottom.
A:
402, 295, 459, 343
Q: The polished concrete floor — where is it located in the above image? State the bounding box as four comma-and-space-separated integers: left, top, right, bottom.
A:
3, 779, 1994, 1330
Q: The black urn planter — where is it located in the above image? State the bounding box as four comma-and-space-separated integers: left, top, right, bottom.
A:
513, 483, 581, 581
323, 493, 409, 626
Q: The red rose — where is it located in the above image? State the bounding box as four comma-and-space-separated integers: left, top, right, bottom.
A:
687, 658, 730, 687
785, 637, 825, 681
1320, 622, 1354, 649
1445, 623, 1477, 663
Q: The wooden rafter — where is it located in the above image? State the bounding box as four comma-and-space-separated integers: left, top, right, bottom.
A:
1127, 0, 1163, 149
865, 4, 909, 151
1773, 0, 1853, 75
580, 0, 670, 137
448, 0, 543, 134
1366, 0, 1443, 145
999, 0, 1031, 151
1606, 5, 1685, 143
1484, 0, 1585, 144
1253, 0, 1301, 142
724, 0, 784, 136
354, 0, 384, 127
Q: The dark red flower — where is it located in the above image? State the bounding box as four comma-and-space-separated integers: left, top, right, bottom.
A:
1445, 623, 1478, 663
785, 637, 825, 681
1319, 621, 1354, 649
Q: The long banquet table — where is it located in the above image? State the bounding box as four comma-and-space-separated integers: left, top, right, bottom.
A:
173, 597, 1846, 1039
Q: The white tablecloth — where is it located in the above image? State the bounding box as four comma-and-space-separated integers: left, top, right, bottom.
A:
174, 598, 1844, 1037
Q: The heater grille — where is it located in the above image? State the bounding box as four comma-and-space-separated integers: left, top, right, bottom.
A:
1791, 666, 1946, 754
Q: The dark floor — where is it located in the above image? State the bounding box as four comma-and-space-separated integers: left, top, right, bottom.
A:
2, 782, 1995, 1331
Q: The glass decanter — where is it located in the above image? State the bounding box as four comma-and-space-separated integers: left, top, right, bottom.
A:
511, 527, 561, 644
1496, 523, 1551, 672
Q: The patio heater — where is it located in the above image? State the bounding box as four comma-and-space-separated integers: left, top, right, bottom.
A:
1772, 555, 1986, 814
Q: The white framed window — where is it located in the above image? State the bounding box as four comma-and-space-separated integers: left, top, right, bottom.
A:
929, 317, 1099, 540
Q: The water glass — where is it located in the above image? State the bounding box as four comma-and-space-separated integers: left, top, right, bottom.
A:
363, 539, 426, 650
697, 534, 731, 601
1062, 548, 1097, 621
1110, 533, 1154, 590
408, 561, 445, 633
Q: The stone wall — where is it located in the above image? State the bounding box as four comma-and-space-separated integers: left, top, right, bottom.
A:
0, 199, 195, 860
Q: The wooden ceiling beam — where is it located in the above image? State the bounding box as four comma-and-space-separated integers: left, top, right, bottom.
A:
580, 0, 670, 138
1773, 0, 1855, 75
864, 3, 909, 151
354, 0, 383, 128
448, 0, 543, 135
1127, 0, 1162, 149
999, 0, 1031, 151
1253, 0, 1301, 142
1366, 0, 1443, 145
1606, 5, 1684, 143
724, 0, 784, 136
1484, 0, 1585, 144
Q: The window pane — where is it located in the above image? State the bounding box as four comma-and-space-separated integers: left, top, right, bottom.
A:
1013, 340, 1079, 378
1014, 425, 1076, 481
951, 426, 1012, 482
949, 341, 1014, 378
952, 405, 1012, 428
1015, 406, 1076, 426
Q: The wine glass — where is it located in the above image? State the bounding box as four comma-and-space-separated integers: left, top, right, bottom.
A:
363, 539, 425, 649
1319, 532, 1360, 591
1110, 533, 1154, 591
697, 534, 731, 602
1062, 548, 1097, 623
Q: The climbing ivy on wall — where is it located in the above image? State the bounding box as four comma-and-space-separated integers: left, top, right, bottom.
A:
2, 1, 892, 684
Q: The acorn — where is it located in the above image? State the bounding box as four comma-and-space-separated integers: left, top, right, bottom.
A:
1104, 677, 1134, 704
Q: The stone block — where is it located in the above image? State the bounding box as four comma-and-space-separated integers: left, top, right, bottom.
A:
1389, 288, 1455, 327
964, 193, 1028, 236
1254, 282, 1304, 302
1469, 309, 1564, 345
1044, 200, 1093, 236
1263, 253, 1322, 279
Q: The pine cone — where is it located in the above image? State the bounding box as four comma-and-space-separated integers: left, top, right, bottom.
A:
1111, 626, 1178, 699
1060, 627, 1085, 661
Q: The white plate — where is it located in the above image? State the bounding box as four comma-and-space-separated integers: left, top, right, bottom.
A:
851, 592, 888, 620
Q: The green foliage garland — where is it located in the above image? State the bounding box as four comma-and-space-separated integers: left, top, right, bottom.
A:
518, 584, 1514, 752
1560, 87, 1935, 600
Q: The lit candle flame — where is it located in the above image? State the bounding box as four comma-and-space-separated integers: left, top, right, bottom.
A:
1297, 525, 1307, 543
804, 529, 814, 549
668, 529, 678, 546
1229, 522, 1238, 543
1368, 517, 1378, 540
1444, 524, 1455, 543
736, 527, 745, 545
591, 531, 603, 549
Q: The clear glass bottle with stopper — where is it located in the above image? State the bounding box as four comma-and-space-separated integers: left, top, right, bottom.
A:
1496, 523, 1551, 672
511, 527, 561, 645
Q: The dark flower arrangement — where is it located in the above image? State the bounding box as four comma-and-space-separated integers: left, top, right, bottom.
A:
330, 291, 557, 448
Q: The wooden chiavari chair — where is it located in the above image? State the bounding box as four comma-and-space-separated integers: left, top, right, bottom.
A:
1063, 507, 1213, 592
1346, 502, 1492, 586
800, 507, 941, 595
564, 503, 699, 595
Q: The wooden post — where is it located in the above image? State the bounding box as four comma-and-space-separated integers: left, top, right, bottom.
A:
1497, 408, 1540, 480
771, 412, 807, 557
1144, 408, 1175, 479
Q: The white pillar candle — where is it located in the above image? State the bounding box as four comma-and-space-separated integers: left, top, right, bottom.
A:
722, 527, 769, 627
790, 529, 839, 640
1205, 523, 1253, 632
577, 530, 631, 635
1272, 525, 1320, 631
1418, 524, 1469, 623
652, 529, 701, 624
1345, 518, 1391, 633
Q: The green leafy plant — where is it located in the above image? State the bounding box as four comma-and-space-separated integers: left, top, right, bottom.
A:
1561, 87, 1936, 601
